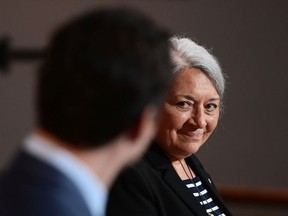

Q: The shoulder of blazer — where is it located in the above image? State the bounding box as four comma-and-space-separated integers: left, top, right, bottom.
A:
0, 150, 92, 216
144, 142, 172, 170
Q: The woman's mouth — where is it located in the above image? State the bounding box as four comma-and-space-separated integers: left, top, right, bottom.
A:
179, 131, 204, 140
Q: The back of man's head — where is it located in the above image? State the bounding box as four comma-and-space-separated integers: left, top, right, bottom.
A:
37, 8, 172, 148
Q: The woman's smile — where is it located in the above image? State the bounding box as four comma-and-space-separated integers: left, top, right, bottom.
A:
178, 130, 204, 141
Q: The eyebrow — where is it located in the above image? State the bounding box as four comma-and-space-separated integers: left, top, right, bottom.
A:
178, 95, 221, 102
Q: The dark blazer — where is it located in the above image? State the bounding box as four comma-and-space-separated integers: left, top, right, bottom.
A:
107, 143, 232, 216
0, 150, 91, 216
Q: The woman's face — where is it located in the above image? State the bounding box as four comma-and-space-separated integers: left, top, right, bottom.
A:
155, 68, 220, 159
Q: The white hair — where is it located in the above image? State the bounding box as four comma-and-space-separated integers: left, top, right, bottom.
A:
169, 36, 226, 98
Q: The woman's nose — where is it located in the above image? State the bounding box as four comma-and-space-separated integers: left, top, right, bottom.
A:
190, 108, 207, 128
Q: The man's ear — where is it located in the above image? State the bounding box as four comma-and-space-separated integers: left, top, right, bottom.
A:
128, 106, 158, 141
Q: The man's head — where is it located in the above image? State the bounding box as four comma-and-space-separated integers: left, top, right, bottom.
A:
37, 8, 172, 148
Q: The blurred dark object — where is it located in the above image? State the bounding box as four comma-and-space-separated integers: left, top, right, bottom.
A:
0, 37, 44, 74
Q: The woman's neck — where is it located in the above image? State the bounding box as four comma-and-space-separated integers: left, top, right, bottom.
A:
167, 155, 196, 180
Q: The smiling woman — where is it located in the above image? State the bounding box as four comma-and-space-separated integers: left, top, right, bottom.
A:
107, 36, 232, 216
155, 68, 221, 159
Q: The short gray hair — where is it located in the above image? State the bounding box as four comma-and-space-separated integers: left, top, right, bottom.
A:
169, 36, 226, 99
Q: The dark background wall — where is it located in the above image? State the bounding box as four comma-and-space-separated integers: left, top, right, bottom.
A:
1, 0, 287, 189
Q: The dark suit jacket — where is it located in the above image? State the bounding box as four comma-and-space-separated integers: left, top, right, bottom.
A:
0, 150, 91, 216
107, 143, 232, 216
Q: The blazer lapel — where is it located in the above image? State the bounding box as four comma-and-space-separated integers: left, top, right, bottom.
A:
163, 168, 208, 216
187, 155, 233, 216
146, 144, 207, 216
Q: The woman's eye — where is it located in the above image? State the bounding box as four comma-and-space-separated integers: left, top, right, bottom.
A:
176, 101, 191, 109
206, 103, 218, 111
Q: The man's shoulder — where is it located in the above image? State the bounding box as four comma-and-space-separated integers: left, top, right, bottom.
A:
0, 150, 91, 216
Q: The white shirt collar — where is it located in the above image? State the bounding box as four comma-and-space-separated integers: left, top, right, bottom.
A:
23, 132, 108, 216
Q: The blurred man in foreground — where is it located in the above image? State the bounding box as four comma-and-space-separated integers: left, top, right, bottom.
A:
0, 7, 172, 216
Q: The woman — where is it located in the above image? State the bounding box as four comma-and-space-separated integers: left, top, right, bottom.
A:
107, 36, 232, 216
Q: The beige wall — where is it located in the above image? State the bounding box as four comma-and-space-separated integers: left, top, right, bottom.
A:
1, 0, 288, 191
